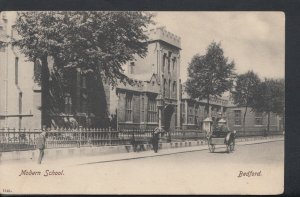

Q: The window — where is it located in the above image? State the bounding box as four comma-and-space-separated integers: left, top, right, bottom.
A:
234, 110, 241, 126
162, 54, 166, 73
169, 79, 171, 98
15, 57, 19, 85
80, 75, 87, 113
64, 94, 72, 114
148, 97, 157, 122
181, 103, 185, 124
33, 59, 42, 83
0, 25, 5, 52
172, 58, 176, 71
168, 57, 170, 73
255, 112, 263, 125
141, 97, 144, 122
163, 79, 167, 97
188, 106, 194, 124
195, 107, 198, 118
173, 81, 176, 93
129, 62, 135, 74
19, 92, 22, 114
125, 93, 133, 122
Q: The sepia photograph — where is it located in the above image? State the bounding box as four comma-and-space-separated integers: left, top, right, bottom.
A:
0, 11, 284, 194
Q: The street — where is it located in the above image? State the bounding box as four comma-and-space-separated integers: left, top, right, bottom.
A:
0, 140, 284, 195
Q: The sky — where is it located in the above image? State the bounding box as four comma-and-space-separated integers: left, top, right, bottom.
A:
5, 11, 285, 82
152, 12, 285, 82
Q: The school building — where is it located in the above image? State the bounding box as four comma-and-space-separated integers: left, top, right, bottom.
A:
0, 12, 284, 135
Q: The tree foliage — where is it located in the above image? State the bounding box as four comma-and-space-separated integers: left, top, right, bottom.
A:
12, 11, 154, 127
252, 78, 285, 132
233, 71, 260, 107
232, 70, 261, 133
13, 11, 154, 86
253, 78, 285, 114
186, 41, 235, 116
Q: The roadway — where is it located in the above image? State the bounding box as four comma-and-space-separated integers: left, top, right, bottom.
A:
0, 140, 284, 195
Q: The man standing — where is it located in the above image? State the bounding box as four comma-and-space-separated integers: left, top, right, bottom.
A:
152, 127, 160, 153
36, 127, 47, 164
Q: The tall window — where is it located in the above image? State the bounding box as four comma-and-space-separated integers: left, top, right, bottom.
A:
163, 79, 167, 97
64, 93, 72, 114
0, 26, 5, 52
168, 57, 170, 73
188, 106, 194, 124
255, 112, 263, 125
169, 79, 171, 98
129, 62, 135, 74
173, 81, 176, 93
181, 103, 185, 125
141, 97, 144, 122
234, 110, 241, 126
125, 93, 133, 122
195, 107, 198, 122
148, 97, 157, 122
15, 57, 19, 85
172, 58, 176, 72
162, 54, 166, 73
80, 75, 87, 113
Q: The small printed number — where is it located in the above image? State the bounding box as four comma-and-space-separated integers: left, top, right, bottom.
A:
3, 189, 12, 193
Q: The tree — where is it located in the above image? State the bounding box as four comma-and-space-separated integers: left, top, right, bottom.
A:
252, 78, 285, 134
13, 11, 154, 127
186, 42, 235, 119
232, 71, 261, 135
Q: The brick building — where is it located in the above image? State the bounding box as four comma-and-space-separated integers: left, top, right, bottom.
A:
226, 106, 284, 135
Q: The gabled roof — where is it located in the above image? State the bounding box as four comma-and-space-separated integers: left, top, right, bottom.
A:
148, 73, 160, 85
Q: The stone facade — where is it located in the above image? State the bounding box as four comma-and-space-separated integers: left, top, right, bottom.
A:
0, 12, 41, 129
109, 26, 182, 131
180, 90, 229, 130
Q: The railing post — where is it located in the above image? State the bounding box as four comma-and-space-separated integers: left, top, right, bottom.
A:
79, 126, 82, 148
109, 126, 111, 146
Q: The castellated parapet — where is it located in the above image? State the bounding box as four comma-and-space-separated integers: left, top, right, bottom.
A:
145, 26, 181, 49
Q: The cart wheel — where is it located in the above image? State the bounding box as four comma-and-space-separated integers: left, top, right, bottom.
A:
208, 142, 215, 153
230, 141, 235, 152
226, 144, 230, 153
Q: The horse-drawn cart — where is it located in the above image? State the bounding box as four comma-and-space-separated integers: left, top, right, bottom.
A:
207, 129, 235, 153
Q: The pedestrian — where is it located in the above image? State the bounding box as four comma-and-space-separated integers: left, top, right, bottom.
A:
152, 127, 160, 153
36, 126, 47, 164
130, 132, 137, 152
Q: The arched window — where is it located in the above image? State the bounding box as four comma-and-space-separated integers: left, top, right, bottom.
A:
173, 81, 176, 92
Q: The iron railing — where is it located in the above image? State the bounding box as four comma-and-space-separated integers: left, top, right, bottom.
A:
0, 127, 283, 152
0, 128, 205, 152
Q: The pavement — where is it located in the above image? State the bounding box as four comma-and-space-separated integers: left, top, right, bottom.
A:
0, 135, 284, 167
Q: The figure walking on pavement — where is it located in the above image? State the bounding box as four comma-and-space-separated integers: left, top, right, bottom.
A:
152, 127, 160, 153
36, 126, 47, 164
